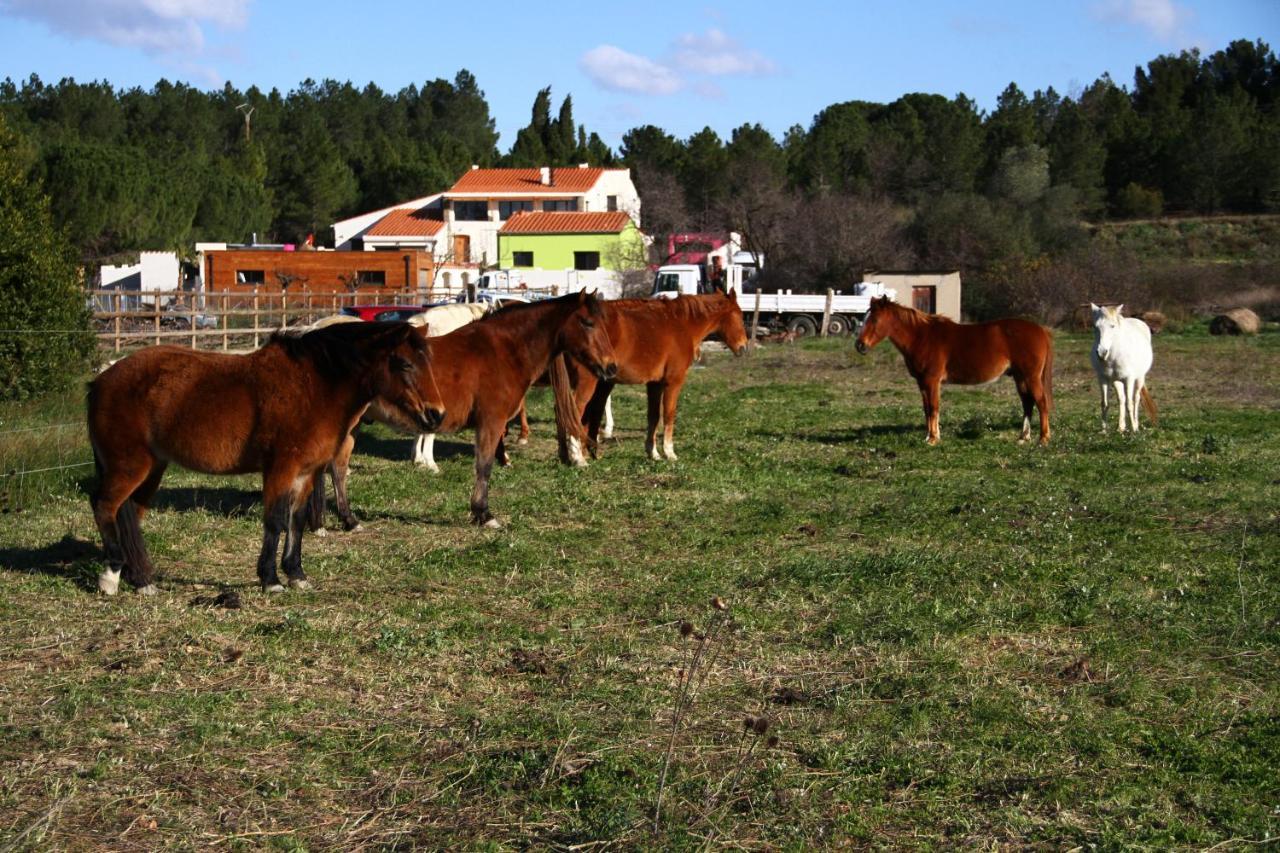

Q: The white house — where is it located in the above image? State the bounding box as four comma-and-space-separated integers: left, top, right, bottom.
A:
98, 251, 182, 307
330, 165, 642, 295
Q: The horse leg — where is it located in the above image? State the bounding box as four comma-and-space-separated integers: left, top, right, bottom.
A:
497, 435, 512, 468
583, 381, 614, 460
280, 473, 316, 590
1127, 378, 1141, 433
601, 392, 615, 440
93, 454, 159, 595
1027, 373, 1051, 446
661, 378, 686, 461
1015, 379, 1035, 443
1112, 380, 1128, 433
1098, 381, 1110, 433
517, 398, 530, 445
259, 468, 307, 592
470, 423, 503, 528
331, 433, 361, 531
129, 461, 168, 522
919, 378, 942, 445
569, 373, 599, 464
414, 432, 440, 473
306, 468, 328, 535
645, 382, 663, 461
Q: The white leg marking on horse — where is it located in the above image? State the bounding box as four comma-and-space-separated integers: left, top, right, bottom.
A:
289, 578, 312, 590
314, 527, 328, 538
264, 583, 286, 594
567, 436, 588, 467
136, 584, 158, 596
602, 395, 615, 439
663, 439, 678, 461
351, 523, 364, 533
647, 441, 661, 461
98, 568, 121, 596
483, 517, 502, 529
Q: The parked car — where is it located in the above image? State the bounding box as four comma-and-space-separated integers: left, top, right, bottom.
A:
340, 304, 431, 323
456, 290, 535, 310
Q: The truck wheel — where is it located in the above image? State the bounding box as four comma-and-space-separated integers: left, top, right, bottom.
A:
825, 314, 854, 337
786, 315, 818, 338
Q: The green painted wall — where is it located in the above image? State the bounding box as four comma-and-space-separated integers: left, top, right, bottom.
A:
497, 222, 645, 270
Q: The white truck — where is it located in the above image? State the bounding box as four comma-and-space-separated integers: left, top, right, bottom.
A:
651, 264, 896, 337
475, 268, 623, 300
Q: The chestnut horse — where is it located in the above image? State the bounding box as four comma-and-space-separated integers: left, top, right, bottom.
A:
88, 322, 443, 595
855, 296, 1053, 445
553, 290, 750, 465
311, 290, 617, 531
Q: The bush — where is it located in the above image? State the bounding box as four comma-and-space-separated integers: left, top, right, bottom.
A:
1115, 183, 1164, 219
0, 116, 95, 400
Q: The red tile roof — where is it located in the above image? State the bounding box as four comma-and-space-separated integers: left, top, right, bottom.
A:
499, 211, 633, 234
448, 167, 612, 195
366, 207, 444, 237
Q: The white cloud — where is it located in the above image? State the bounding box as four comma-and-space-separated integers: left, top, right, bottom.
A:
579, 45, 683, 96
1, 0, 248, 61
671, 28, 776, 76
1096, 0, 1193, 42
580, 26, 775, 99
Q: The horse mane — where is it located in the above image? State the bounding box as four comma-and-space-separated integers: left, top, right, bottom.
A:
479, 292, 601, 328
613, 294, 725, 322
269, 321, 415, 380
881, 299, 938, 327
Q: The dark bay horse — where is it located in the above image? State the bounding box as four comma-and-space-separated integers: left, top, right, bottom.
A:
312, 290, 617, 530
553, 290, 750, 464
854, 296, 1053, 445
88, 322, 443, 595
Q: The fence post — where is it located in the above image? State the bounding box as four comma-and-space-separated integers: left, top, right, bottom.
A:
751, 288, 763, 350
113, 292, 122, 354
153, 294, 161, 346
190, 291, 197, 349
221, 292, 229, 351
820, 288, 834, 338
253, 291, 260, 349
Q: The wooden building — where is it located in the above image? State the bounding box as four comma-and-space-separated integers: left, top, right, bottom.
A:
861, 270, 962, 321
200, 247, 434, 296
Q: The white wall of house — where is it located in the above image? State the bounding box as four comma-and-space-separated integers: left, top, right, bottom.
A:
99, 251, 181, 293
585, 169, 641, 223
333, 193, 443, 250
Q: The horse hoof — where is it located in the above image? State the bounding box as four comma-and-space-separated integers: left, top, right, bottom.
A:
483, 517, 502, 530
263, 583, 286, 594
601, 430, 614, 440
664, 450, 679, 461
97, 569, 121, 596
289, 578, 312, 590
351, 523, 364, 533
314, 527, 328, 538
418, 463, 440, 474
571, 457, 589, 468
517, 437, 529, 446
136, 584, 158, 596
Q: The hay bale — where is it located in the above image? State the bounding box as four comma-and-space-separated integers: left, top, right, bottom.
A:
1209, 307, 1260, 336
1139, 310, 1167, 334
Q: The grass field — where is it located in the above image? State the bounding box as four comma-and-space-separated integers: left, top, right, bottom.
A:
1, 327, 1277, 849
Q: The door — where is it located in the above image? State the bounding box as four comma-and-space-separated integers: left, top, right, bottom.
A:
912, 285, 936, 314
453, 235, 470, 264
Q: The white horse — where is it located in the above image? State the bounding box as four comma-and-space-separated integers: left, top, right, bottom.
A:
1090, 303, 1157, 433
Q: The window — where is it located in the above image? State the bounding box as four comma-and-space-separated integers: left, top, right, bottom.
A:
654, 272, 681, 294
236, 269, 265, 285
499, 200, 534, 220
573, 251, 600, 271
607, 195, 618, 212
512, 251, 534, 268
453, 201, 488, 221
357, 270, 387, 286
542, 199, 579, 212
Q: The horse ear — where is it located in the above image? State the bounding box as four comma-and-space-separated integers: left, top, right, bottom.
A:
1089, 302, 1099, 313
1116, 304, 1124, 315
726, 287, 736, 298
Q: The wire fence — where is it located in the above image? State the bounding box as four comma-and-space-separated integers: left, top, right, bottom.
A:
0, 418, 92, 515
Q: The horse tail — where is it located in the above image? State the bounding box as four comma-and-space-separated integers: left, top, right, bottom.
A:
550, 354, 589, 465
1140, 385, 1158, 426
306, 468, 327, 532
1041, 333, 1055, 413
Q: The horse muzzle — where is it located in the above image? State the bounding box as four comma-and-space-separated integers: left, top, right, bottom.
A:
596, 362, 618, 381
855, 340, 869, 355
418, 408, 445, 432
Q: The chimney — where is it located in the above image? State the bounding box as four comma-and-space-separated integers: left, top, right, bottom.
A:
539, 166, 551, 186
578, 163, 588, 169
471, 164, 479, 170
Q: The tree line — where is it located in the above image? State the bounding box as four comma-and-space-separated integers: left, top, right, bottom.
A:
0, 39, 1275, 297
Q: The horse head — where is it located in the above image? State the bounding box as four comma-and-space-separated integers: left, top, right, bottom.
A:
855, 296, 894, 355
373, 324, 445, 432
717, 287, 750, 356
560, 290, 618, 381
1091, 303, 1124, 361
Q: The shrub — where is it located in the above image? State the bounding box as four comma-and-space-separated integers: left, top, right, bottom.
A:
1115, 183, 1164, 219
0, 116, 95, 400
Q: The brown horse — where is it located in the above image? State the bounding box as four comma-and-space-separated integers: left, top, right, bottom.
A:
854, 296, 1053, 445
88, 322, 443, 595
311, 290, 617, 531
554, 290, 750, 464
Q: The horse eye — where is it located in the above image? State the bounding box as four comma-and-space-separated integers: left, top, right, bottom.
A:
582, 319, 595, 328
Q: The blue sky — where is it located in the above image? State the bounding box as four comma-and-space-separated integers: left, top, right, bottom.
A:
1, 0, 1277, 150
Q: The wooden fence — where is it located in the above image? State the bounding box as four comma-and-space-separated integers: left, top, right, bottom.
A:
89, 289, 432, 353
